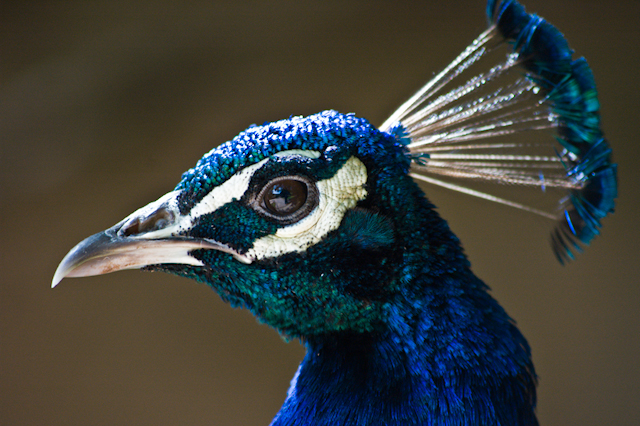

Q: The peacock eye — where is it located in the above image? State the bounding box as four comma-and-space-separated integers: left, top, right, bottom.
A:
254, 176, 318, 223
263, 179, 307, 216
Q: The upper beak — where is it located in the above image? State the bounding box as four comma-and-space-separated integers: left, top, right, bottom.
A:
52, 227, 228, 287
52, 191, 251, 288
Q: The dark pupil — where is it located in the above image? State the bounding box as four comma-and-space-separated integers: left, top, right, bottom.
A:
264, 179, 307, 216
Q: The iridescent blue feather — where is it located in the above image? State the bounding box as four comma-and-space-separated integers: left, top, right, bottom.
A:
488, 0, 617, 262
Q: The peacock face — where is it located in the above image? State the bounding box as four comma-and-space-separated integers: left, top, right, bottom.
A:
53, 111, 418, 337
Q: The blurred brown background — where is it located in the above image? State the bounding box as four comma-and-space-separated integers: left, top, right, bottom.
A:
2, 1, 639, 425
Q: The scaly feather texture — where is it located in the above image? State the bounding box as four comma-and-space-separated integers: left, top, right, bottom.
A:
53, 1, 616, 425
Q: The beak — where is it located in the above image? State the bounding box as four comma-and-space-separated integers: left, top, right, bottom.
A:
52, 191, 251, 288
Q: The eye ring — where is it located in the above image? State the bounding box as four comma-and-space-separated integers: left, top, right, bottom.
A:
253, 176, 319, 224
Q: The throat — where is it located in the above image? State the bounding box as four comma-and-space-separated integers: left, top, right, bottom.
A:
270, 286, 538, 426
271, 333, 419, 426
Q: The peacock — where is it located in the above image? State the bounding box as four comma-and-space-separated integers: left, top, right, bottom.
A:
53, 1, 617, 425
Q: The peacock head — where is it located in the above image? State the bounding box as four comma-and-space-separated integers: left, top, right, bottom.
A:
53, 111, 462, 338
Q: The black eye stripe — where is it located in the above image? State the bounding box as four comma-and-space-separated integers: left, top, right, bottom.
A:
250, 155, 316, 182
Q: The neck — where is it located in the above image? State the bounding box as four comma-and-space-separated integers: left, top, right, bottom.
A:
271, 270, 538, 426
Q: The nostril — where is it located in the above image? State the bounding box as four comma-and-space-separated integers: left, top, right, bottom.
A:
121, 208, 174, 236
121, 218, 141, 236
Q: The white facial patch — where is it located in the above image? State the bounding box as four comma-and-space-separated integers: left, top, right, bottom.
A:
189, 149, 321, 222
121, 151, 320, 241
120, 149, 366, 265
246, 156, 367, 261
190, 158, 270, 219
